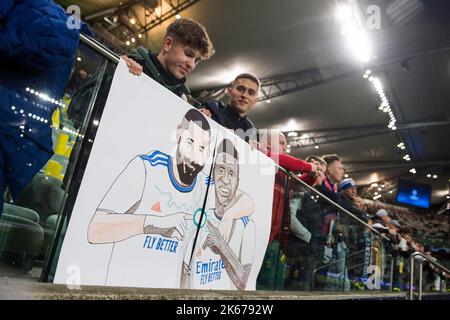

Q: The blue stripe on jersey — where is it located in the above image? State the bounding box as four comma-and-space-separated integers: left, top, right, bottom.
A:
140, 151, 170, 167
140, 151, 196, 193
240, 216, 249, 227
205, 176, 215, 186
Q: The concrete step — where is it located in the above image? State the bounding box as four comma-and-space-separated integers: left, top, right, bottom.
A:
0, 279, 411, 300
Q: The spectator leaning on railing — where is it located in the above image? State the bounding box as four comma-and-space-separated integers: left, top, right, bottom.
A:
284, 155, 328, 290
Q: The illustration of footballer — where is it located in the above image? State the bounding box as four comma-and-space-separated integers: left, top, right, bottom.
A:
180, 138, 256, 290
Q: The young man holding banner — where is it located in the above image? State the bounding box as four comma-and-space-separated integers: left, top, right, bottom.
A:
122, 18, 215, 102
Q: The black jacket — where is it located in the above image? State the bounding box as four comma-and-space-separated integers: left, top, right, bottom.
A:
203, 101, 258, 143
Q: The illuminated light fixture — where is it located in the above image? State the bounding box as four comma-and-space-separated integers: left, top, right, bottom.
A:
378, 188, 382, 191
138, 34, 142, 39
375, 192, 379, 195
433, 175, 438, 179
336, 3, 373, 63
344, 174, 349, 178
389, 190, 393, 194
315, 145, 319, 149
130, 18, 136, 25
287, 145, 291, 149
77, 57, 82, 62
371, 183, 378, 188
392, 126, 397, 131
26, 87, 30, 92
175, 14, 181, 19
446, 195, 450, 199
266, 99, 271, 104
131, 37, 136, 43
427, 174, 431, 178
287, 132, 298, 137
336, 4, 352, 21
93, 120, 100, 126
126, 40, 131, 46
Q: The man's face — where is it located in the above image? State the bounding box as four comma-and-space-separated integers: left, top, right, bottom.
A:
327, 160, 345, 183
213, 152, 239, 209
310, 160, 325, 185
176, 120, 210, 184
389, 224, 399, 234
277, 132, 287, 154
228, 78, 259, 116
381, 215, 391, 224
343, 187, 357, 198
163, 37, 202, 79
403, 233, 412, 242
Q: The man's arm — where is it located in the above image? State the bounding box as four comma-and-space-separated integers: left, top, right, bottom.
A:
267, 152, 314, 174
87, 209, 146, 244
87, 157, 146, 244
88, 156, 188, 244
290, 199, 311, 243
218, 191, 255, 242
203, 220, 254, 290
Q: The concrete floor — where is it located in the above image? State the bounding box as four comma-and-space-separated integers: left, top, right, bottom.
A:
0, 278, 409, 300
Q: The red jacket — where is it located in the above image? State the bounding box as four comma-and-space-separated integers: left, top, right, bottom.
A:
267, 152, 316, 244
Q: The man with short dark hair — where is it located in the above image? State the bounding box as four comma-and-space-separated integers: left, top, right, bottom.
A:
199, 73, 260, 144
319, 154, 350, 290
322, 154, 345, 192
123, 17, 215, 100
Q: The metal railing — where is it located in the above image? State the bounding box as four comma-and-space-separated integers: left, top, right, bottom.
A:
80, 34, 120, 63
409, 252, 450, 300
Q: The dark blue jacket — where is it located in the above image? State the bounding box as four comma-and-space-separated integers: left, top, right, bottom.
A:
202, 100, 258, 144
0, 0, 81, 198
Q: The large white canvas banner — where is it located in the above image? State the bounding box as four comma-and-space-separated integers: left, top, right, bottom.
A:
54, 61, 275, 290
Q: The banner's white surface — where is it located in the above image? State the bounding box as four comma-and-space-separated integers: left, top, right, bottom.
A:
54, 61, 275, 290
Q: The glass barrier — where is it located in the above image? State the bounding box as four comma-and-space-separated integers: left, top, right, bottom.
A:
255, 168, 395, 292
0, 39, 116, 282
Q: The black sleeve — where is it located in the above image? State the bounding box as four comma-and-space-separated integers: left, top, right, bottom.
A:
315, 184, 341, 202
202, 100, 224, 125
